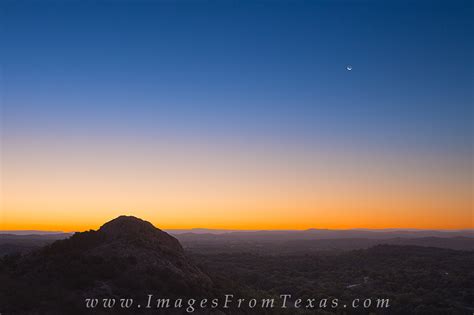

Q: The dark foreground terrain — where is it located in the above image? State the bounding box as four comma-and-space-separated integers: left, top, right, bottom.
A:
0, 216, 473, 314
192, 246, 474, 314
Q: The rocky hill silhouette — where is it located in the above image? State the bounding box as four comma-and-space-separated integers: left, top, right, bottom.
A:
0, 216, 215, 314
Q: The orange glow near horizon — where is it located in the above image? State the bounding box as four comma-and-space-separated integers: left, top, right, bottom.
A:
1, 135, 472, 232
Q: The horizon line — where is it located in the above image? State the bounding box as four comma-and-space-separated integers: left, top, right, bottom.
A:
1, 227, 473, 235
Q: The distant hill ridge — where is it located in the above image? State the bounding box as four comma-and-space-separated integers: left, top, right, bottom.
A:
2, 226, 472, 236
1, 220, 472, 256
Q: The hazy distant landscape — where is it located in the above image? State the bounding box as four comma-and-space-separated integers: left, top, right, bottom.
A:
1, 228, 472, 256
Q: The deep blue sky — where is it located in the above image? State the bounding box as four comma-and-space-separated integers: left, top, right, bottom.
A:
2, 0, 473, 155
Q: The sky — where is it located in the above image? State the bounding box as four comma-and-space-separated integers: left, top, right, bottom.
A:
1, 0, 473, 231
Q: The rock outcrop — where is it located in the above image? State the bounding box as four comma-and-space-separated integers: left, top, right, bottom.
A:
0, 215, 214, 314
